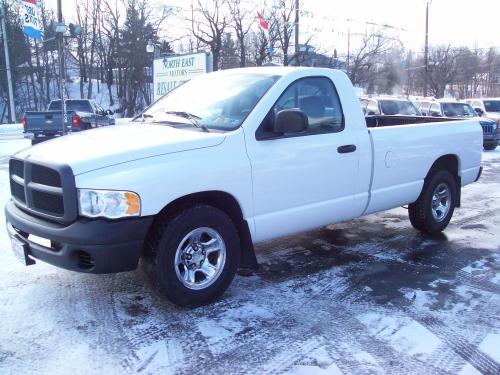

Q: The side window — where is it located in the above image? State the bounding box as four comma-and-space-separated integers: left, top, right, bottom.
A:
430, 103, 441, 115
419, 102, 430, 114
272, 77, 344, 135
367, 100, 380, 115
94, 102, 104, 114
360, 99, 369, 114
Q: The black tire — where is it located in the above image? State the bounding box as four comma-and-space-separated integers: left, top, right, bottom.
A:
144, 205, 240, 307
408, 170, 457, 235
484, 143, 497, 151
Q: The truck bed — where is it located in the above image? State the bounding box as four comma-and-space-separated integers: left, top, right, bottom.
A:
363, 119, 483, 215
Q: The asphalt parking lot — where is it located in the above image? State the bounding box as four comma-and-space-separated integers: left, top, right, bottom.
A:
0, 137, 499, 375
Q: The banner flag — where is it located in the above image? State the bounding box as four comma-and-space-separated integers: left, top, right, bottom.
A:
21, 0, 42, 39
256, 12, 269, 32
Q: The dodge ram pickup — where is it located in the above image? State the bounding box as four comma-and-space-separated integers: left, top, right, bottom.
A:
5, 67, 483, 307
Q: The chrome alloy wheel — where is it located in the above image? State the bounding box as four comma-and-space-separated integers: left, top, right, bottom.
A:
174, 227, 226, 290
431, 182, 451, 222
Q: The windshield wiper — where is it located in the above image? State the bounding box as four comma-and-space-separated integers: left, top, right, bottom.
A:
132, 113, 154, 122
165, 111, 209, 132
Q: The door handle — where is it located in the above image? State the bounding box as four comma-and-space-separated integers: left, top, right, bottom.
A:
337, 144, 357, 153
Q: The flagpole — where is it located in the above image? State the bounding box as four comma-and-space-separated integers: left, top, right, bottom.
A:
1, 1, 16, 123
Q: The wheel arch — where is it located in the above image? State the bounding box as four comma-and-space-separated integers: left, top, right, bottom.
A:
144, 191, 258, 269
425, 154, 461, 207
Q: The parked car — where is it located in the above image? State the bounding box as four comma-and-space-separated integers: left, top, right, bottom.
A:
23, 99, 115, 145
359, 96, 421, 116
6, 67, 482, 306
466, 98, 500, 121
418, 99, 499, 150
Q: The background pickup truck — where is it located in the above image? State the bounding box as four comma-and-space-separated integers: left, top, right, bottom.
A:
23, 99, 115, 145
6, 67, 483, 307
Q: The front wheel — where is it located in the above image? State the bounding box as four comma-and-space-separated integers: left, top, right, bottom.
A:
145, 205, 240, 307
408, 170, 457, 235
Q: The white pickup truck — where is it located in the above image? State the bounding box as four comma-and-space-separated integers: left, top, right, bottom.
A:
5, 67, 483, 306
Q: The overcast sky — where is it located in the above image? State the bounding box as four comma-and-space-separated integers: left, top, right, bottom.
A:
48, 0, 499, 54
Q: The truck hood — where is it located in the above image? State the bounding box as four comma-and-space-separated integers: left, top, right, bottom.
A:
14, 123, 225, 175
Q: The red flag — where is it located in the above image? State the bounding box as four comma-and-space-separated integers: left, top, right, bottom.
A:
256, 11, 269, 31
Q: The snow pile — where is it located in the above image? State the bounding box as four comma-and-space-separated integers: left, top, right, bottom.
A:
482, 148, 500, 161
0, 123, 23, 135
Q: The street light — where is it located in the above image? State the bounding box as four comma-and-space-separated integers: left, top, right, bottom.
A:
423, 0, 432, 97
146, 42, 155, 103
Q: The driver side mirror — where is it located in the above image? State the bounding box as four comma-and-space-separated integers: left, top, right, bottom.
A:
273, 109, 308, 134
474, 107, 484, 116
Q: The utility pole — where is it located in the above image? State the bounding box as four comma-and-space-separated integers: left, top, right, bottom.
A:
1, 1, 16, 123
56, 0, 67, 134
423, 0, 431, 97
294, 0, 299, 64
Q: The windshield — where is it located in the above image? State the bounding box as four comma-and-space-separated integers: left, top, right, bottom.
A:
379, 100, 420, 115
441, 103, 476, 117
140, 72, 280, 130
483, 100, 500, 112
48, 100, 93, 112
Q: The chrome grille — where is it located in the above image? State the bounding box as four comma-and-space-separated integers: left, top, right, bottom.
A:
481, 124, 493, 134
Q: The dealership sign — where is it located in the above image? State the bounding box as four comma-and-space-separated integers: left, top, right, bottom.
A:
153, 52, 212, 102
21, 0, 42, 39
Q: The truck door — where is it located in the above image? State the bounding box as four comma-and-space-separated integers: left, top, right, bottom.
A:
245, 76, 363, 242
92, 102, 105, 127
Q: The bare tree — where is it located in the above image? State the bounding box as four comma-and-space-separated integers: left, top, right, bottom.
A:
267, 0, 296, 66
425, 45, 459, 98
99, 0, 126, 107
484, 48, 500, 97
75, 0, 101, 99
348, 30, 394, 88
191, 0, 229, 71
247, 30, 270, 66
228, 0, 253, 67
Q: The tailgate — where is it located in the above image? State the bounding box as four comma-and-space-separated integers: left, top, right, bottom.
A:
25, 111, 73, 132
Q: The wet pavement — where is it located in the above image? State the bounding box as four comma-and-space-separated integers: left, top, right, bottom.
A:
0, 138, 499, 374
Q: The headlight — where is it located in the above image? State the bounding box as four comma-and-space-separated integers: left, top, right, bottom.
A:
78, 189, 141, 218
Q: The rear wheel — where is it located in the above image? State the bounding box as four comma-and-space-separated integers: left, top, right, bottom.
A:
409, 170, 457, 235
144, 205, 240, 307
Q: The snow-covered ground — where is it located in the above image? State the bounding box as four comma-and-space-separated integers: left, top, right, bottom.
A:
0, 138, 499, 374
0, 124, 23, 135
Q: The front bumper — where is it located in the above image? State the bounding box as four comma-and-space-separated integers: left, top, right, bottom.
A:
5, 200, 153, 273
